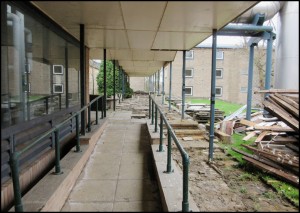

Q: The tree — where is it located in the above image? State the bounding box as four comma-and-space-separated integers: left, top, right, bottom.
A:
96, 61, 133, 98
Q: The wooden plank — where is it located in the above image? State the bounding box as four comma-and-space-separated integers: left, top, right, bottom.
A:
242, 131, 257, 141
255, 131, 270, 143
285, 143, 299, 153
240, 119, 257, 127
214, 129, 231, 144
274, 93, 299, 110
269, 94, 299, 118
243, 156, 299, 187
253, 125, 295, 132
263, 100, 299, 132
254, 89, 299, 94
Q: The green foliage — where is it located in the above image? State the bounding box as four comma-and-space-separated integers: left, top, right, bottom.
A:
96, 61, 133, 98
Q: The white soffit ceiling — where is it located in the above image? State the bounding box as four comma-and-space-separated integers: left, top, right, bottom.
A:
31, 1, 258, 77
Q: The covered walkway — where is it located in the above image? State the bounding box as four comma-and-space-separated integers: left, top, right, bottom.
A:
61, 111, 162, 211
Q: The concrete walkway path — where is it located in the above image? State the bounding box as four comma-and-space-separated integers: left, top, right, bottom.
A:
61, 111, 162, 211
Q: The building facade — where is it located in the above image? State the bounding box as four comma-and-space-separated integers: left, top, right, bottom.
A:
132, 45, 274, 107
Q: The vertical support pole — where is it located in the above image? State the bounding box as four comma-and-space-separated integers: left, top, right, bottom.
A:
65, 42, 69, 108
113, 60, 116, 111
149, 95, 151, 119
154, 104, 158, 132
158, 114, 164, 152
154, 72, 156, 94
169, 61, 172, 111
10, 152, 23, 212
264, 33, 274, 97
181, 50, 186, 120
246, 43, 256, 120
103, 49, 107, 117
75, 114, 81, 152
101, 97, 104, 119
45, 97, 49, 114
151, 98, 154, 125
158, 70, 160, 95
54, 129, 63, 175
88, 105, 91, 132
122, 70, 125, 101
208, 29, 217, 162
80, 24, 86, 135
96, 99, 98, 124
162, 66, 165, 104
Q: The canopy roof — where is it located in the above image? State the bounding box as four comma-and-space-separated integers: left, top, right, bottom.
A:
32, 1, 258, 76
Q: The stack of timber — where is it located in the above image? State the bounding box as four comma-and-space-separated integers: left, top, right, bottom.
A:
232, 89, 299, 187
163, 118, 206, 140
185, 104, 225, 124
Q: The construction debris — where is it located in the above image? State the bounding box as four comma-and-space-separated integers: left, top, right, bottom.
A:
229, 90, 299, 186
185, 104, 225, 124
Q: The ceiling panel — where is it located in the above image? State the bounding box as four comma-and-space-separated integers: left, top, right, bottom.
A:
32, 1, 258, 77
121, 1, 166, 30
127, 31, 156, 49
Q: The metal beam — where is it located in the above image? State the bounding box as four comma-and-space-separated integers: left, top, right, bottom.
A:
181, 50, 186, 120
103, 48, 107, 117
169, 61, 172, 111
80, 24, 86, 135
246, 43, 256, 120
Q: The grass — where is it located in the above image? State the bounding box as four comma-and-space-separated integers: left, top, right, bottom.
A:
219, 134, 299, 208
186, 98, 243, 116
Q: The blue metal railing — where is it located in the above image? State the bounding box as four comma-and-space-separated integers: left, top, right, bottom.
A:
9, 95, 103, 212
149, 94, 190, 212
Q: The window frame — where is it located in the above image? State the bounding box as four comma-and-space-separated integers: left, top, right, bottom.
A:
216, 51, 224, 60
216, 68, 223, 79
215, 86, 223, 97
53, 65, 64, 75
185, 50, 194, 60
53, 83, 64, 94
185, 86, 193, 96
185, 68, 194, 78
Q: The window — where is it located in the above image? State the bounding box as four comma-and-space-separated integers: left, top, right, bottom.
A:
240, 87, 247, 93
185, 87, 193, 96
186, 50, 194, 60
185, 68, 193, 77
216, 68, 223, 78
215, 87, 223, 96
53, 65, 64, 75
53, 84, 64, 93
216, 51, 224, 60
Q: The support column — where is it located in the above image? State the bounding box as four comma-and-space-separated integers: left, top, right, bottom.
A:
181, 51, 186, 120
246, 43, 256, 120
103, 49, 107, 117
154, 72, 157, 94
169, 61, 172, 111
158, 69, 160, 95
208, 29, 217, 161
264, 33, 275, 98
80, 24, 86, 135
162, 66, 165, 104
122, 69, 125, 100
113, 60, 116, 111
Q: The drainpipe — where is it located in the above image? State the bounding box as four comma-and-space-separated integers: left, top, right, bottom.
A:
222, 24, 273, 32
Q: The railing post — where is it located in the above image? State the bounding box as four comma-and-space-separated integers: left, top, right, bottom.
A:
157, 114, 164, 152
88, 105, 91, 132
75, 114, 81, 152
53, 129, 63, 175
182, 155, 190, 212
10, 152, 23, 212
166, 129, 172, 173
154, 104, 158, 132
96, 99, 99, 125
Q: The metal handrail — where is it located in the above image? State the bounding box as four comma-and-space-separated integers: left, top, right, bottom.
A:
149, 94, 190, 212
9, 95, 104, 212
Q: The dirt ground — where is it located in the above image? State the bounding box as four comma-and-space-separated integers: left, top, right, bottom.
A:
172, 143, 298, 212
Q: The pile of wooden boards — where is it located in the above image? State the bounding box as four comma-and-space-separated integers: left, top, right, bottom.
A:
185, 104, 225, 124
231, 89, 299, 186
